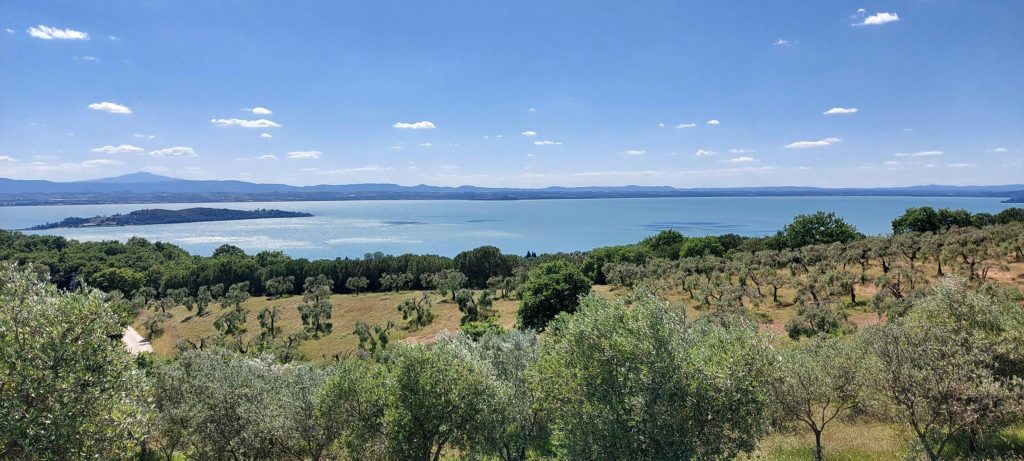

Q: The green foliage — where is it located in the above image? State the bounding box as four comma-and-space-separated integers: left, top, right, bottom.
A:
580, 244, 650, 284
533, 294, 776, 459
354, 321, 393, 356
299, 275, 334, 335
454, 245, 514, 289
344, 276, 369, 294
517, 260, 591, 331
379, 272, 413, 292
639, 229, 687, 259
0, 263, 145, 459
680, 235, 727, 258
90, 266, 146, 294
397, 292, 434, 331
317, 359, 388, 459
771, 336, 871, 461
383, 337, 493, 460
864, 278, 1024, 461
781, 211, 863, 248
425, 269, 468, 300
263, 275, 294, 298
455, 289, 495, 324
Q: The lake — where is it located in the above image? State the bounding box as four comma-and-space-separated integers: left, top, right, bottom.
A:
0, 197, 1014, 259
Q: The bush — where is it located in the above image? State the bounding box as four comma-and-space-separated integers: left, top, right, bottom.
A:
517, 260, 591, 331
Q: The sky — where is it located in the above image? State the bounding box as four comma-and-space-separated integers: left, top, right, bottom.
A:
1, 1, 1022, 188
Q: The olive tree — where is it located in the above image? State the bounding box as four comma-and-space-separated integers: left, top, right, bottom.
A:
383, 336, 492, 461
770, 336, 871, 461
0, 263, 145, 459
865, 278, 1024, 460
532, 294, 775, 459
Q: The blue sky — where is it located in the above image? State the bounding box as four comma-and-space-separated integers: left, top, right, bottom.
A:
1, 1, 1022, 187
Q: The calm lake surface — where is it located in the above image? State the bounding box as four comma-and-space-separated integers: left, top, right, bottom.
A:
0, 197, 1014, 259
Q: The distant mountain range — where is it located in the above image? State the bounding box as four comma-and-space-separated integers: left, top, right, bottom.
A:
2, 172, 1023, 206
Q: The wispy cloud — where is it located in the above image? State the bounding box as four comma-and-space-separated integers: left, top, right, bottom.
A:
393, 121, 436, 129
695, 149, 718, 157
773, 39, 790, 46
0, 155, 16, 162
27, 25, 89, 40
676, 123, 696, 128
624, 149, 646, 156
256, 154, 277, 160
534, 140, 562, 146
91, 144, 143, 154
149, 146, 196, 157
211, 118, 281, 128
287, 150, 322, 159
521, 130, 538, 137
729, 148, 754, 154
134, 133, 156, 139
249, 107, 272, 115
88, 101, 132, 114
989, 147, 1009, 153
706, 119, 720, 126
894, 150, 943, 157
823, 107, 858, 115
729, 156, 757, 163
82, 159, 123, 167
785, 137, 842, 149
317, 165, 385, 174
946, 163, 974, 168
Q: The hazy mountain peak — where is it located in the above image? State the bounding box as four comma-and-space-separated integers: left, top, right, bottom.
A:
85, 172, 180, 184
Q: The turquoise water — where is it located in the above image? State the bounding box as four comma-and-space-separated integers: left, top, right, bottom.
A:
0, 197, 1014, 259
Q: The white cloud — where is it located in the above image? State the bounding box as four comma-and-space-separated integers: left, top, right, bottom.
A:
729, 148, 754, 154
82, 159, 123, 167
856, 12, 899, 26
287, 150, 322, 159
521, 131, 538, 137
624, 150, 646, 156
27, 25, 89, 40
990, 147, 1008, 153
658, 123, 665, 128
317, 165, 384, 174
528, 108, 537, 112
729, 156, 757, 163
0, 155, 16, 162
894, 150, 943, 157
393, 121, 436, 130
695, 149, 718, 157
534, 140, 562, 146
946, 163, 973, 168
823, 107, 858, 115
256, 154, 277, 160
706, 119, 720, 125
4, 28, 13, 34
250, 107, 272, 115
210, 118, 281, 128
883, 160, 903, 166
676, 123, 696, 128
90, 144, 144, 154
773, 39, 790, 46
88, 101, 132, 114
149, 146, 196, 157
785, 137, 842, 149
260, 133, 273, 139
134, 133, 156, 139
420, 142, 433, 147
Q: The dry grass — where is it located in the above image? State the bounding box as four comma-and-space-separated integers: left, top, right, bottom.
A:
134, 290, 519, 361
744, 421, 912, 461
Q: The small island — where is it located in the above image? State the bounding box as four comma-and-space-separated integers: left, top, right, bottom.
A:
29, 207, 313, 230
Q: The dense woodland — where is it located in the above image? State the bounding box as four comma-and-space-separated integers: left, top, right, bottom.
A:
2, 206, 1024, 460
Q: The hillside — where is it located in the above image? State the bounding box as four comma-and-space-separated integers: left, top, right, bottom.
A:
3, 172, 1023, 206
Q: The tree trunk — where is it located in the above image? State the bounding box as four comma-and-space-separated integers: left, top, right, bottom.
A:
814, 429, 824, 461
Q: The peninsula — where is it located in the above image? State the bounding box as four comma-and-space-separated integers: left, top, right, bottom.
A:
28, 207, 313, 230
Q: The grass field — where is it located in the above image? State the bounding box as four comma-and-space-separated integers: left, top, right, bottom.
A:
135, 290, 520, 360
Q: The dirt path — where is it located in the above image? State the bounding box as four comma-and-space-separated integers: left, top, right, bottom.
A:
122, 326, 154, 355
